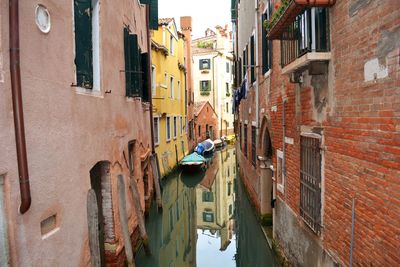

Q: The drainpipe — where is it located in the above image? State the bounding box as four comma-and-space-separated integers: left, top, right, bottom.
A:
10, 0, 31, 214
282, 99, 287, 177
146, 5, 155, 154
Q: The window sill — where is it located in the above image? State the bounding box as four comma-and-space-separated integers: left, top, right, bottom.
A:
125, 96, 142, 102
281, 52, 331, 75
277, 184, 284, 194
263, 69, 272, 78
75, 87, 103, 98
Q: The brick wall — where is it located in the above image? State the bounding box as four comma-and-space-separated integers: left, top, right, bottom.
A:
194, 102, 218, 142
237, 0, 400, 265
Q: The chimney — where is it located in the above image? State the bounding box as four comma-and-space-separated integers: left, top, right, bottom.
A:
180, 16, 192, 32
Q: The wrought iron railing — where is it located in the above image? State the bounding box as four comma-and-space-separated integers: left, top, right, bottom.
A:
280, 7, 330, 67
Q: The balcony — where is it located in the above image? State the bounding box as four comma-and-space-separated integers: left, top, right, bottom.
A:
267, 0, 336, 40
280, 7, 331, 73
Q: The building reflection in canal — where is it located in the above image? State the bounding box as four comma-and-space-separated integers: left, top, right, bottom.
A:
136, 147, 277, 267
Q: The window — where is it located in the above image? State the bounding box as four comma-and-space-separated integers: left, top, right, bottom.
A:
151, 65, 156, 96
262, 3, 272, 74
300, 136, 322, 234
177, 80, 181, 99
203, 212, 214, 222
242, 46, 248, 80
226, 103, 229, 113
173, 116, 177, 138
239, 123, 242, 148
229, 204, 233, 215
198, 125, 201, 136
153, 117, 160, 145
226, 62, 230, 73
199, 59, 211, 70
168, 207, 173, 231
176, 201, 180, 221
200, 80, 211, 95
228, 182, 232, 196
180, 116, 183, 136
243, 124, 248, 157
202, 192, 214, 202
276, 150, 284, 193
123, 27, 149, 100
170, 77, 174, 98
226, 83, 230, 96
74, 0, 100, 90
250, 35, 255, 83
170, 34, 174, 55
166, 117, 171, 141
251, 126, 257, 166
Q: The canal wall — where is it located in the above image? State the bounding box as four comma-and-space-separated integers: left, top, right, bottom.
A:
274, 198, 338, 267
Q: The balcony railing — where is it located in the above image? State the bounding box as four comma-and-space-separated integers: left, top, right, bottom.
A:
280, 7, 330, 68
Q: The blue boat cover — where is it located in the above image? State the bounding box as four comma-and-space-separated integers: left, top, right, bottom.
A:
180, 152, 206, 164
194, 143, 205, 155
201, 139, 214, 151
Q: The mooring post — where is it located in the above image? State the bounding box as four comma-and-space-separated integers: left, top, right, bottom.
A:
117, 176, 136, 267
87, 190, 101, 267
151, 154, 162, 210
129, 176, 151, 256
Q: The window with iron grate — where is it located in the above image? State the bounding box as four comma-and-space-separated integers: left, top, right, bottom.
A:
300, 136, 322, 235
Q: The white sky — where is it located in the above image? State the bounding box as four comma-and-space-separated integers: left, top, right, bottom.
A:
159, 0, 232, 39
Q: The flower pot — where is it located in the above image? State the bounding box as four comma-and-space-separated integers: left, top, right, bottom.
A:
295, 0, 336, 7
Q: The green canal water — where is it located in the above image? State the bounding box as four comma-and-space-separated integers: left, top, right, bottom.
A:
136, 147, 278, 267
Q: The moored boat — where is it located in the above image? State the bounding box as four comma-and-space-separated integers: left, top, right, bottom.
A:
179, 152, 206, 172
194, 139, 215, 156
225, 134, 236, 145
213, 139, 224, 148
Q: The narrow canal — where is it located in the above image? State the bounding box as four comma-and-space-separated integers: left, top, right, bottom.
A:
136, 147, 278, 267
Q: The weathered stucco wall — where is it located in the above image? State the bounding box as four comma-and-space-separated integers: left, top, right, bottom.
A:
0, 0, 152, 266
275, 198, 337, 267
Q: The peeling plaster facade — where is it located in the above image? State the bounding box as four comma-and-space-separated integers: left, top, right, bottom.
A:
234, 0, 400, 266
0, 1, 153, 266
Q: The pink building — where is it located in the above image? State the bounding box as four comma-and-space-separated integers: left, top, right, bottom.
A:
0, 0, 158, 266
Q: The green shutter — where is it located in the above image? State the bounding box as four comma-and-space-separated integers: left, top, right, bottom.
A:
124, 28, 132, 96
140, 0, 151, 4
74, 0, 93, 89
130, 34, 140, 97
231, 0, 237, 21
141, 53, 149, 102
149, 0, 158, 30
250, 35, 255, 83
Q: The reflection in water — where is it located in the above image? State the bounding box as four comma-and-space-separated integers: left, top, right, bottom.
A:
136, 147, 277, 267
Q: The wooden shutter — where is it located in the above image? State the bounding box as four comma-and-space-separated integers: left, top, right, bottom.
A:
149, 0, 158, 30
74, 0, 93, 89
124, 28, 132, 96
141, 53, 149, 102
130, 34, 140, 97
250, 35, 255, 83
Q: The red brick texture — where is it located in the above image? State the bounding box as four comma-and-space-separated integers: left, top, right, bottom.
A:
194, 101, 219, 142
237, 0, 400, 265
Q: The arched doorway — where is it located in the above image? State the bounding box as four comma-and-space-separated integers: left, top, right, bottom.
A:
259, 118, 273, 219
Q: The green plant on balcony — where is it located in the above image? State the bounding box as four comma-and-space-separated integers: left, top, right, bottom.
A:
197, 41, 214, 49
263, 0, 291, 31
226, 93, 231, 97
200, 91, 210, 96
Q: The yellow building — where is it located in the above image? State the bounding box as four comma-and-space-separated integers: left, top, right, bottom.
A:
152, 18, 188, 178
